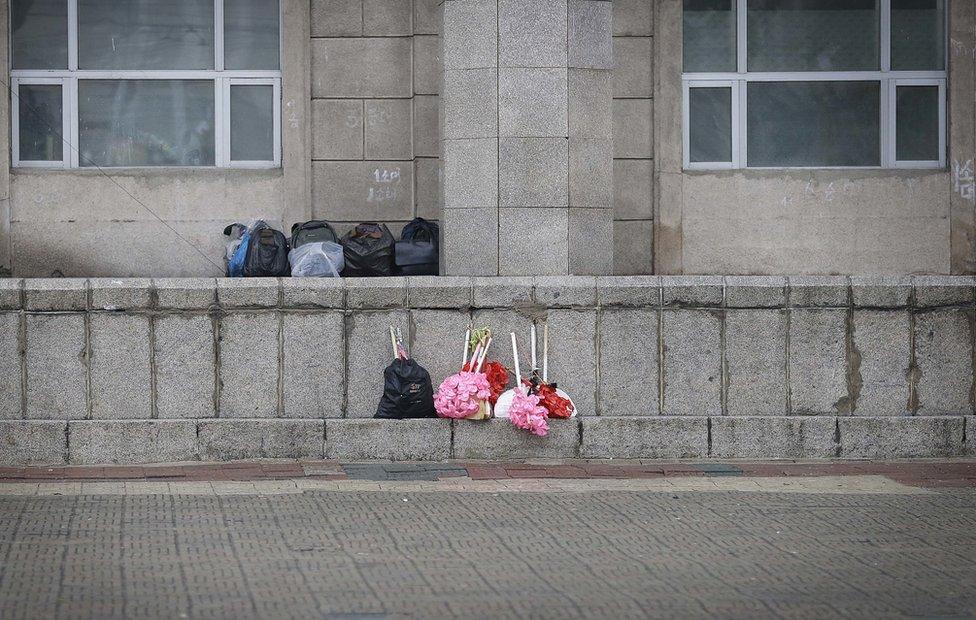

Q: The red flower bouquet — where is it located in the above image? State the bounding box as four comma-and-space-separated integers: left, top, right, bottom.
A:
483, 361, 509, 405
537, 383, 574, 419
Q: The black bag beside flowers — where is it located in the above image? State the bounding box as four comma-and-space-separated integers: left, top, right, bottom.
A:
375, 358, 437, 419
375, 327, 436, 419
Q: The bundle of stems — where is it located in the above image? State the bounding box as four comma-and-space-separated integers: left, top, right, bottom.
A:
389, 325, 409, 361
461, 328, 492, 373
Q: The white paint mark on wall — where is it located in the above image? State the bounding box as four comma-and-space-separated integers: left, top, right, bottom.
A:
367, 168, 402, 204
285, 99, 301, 129
953, 159, 976, 204
373, 168, 401, 183
950, 38, 976, 59
823, 182, 836, 202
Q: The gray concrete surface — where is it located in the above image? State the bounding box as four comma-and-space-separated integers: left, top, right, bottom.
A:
0, 485, 973, 619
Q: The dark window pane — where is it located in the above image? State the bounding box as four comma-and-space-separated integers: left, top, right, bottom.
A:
79, 0, 214, 70
19, 84, 63, 161
225, 0, 280, 70
747, 0, 879, 71
690, 87, 733, 163
892, 0, 945, 70
11, 0, 68, 69
748, 81, 880, 167
231, 85, 274, 161
683, 0, 737, 72
896, 86, 939, 161
79, 80, 215, 167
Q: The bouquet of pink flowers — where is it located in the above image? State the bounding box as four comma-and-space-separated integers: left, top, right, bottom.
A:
495, 324, 576, 437
434, 328, 502, 420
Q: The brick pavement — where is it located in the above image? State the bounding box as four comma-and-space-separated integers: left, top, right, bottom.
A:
0, 483, 974, 619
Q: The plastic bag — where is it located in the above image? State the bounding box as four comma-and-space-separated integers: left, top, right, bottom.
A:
223, 222, 253, 277
288, 241, 345, 277
341, 223, 395, 277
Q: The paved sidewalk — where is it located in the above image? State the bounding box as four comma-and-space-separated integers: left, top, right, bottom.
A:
0, 482, 974, 619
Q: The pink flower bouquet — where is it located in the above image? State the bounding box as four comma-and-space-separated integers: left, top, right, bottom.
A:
507, 390, 549, 437
434, 328, 495, 420
434, 371, 491, 419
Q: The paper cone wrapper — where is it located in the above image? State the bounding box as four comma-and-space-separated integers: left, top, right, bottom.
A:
464, 399, 493, 421
493, 389, 518, 419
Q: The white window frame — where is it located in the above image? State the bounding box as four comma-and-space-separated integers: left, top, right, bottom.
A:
10, 77, 71, 168
682, 0, 948, 171
888, 78, 946, 169
683, 80, 741, 170
220, 78, 282, 168
10, 0, 283, 170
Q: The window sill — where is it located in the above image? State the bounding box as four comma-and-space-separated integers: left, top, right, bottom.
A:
10, 166, 284, 178
681, 167, 948, 179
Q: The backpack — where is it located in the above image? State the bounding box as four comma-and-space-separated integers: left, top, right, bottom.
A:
244, 223, 291, 277
340, 223, 395, 277
375, 358, 437, 419
395, 218, 439, 276
291, 220, 339, 249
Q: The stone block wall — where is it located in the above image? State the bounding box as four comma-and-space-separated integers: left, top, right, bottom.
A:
0, 275, 974, 465
611, 0, 654, 274
440, 0, 615, 276
310, 0, 443, 238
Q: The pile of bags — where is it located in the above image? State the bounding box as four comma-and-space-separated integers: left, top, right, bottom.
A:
223, 218, 439, 278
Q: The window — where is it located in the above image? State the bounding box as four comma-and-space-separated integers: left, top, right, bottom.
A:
11, 0, 281, 169
682, 0, 946, 169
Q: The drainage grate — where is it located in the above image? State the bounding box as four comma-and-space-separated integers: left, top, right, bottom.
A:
340, 464, 469, 481
694, 464, 744, 477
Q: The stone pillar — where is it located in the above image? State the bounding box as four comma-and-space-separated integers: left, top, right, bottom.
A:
441, 0, 613, 276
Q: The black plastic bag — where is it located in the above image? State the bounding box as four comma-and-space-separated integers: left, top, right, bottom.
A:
395, 218, 439, 276
341, 223, 395, 277
375, 358, 437, 419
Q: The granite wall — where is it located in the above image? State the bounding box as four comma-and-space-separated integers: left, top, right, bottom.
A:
0, 275, 973, 464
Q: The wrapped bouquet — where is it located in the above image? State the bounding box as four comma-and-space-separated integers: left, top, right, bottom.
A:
495, 324, 576, 437
434, 328, 509, 420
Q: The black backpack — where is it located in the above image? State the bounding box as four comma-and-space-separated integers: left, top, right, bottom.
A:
341, 223, 395, 277
291, 220, 339, 249
395, 218, 439, 276
375, 358, 437, 419
244, 223, 291, 277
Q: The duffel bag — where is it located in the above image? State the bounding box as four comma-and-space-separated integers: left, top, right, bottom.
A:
395, 218, 439, 276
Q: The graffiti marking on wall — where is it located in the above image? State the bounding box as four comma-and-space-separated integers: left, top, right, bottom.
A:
367, 168, 402, 204
953, 159, 976, 204
950, 39, 976, 60
286, 99, 301, 130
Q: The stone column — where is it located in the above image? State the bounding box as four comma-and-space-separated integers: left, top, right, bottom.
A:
441, 0, 613, 276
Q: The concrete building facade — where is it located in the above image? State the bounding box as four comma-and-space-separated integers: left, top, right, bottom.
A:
0, 0, 971, 278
